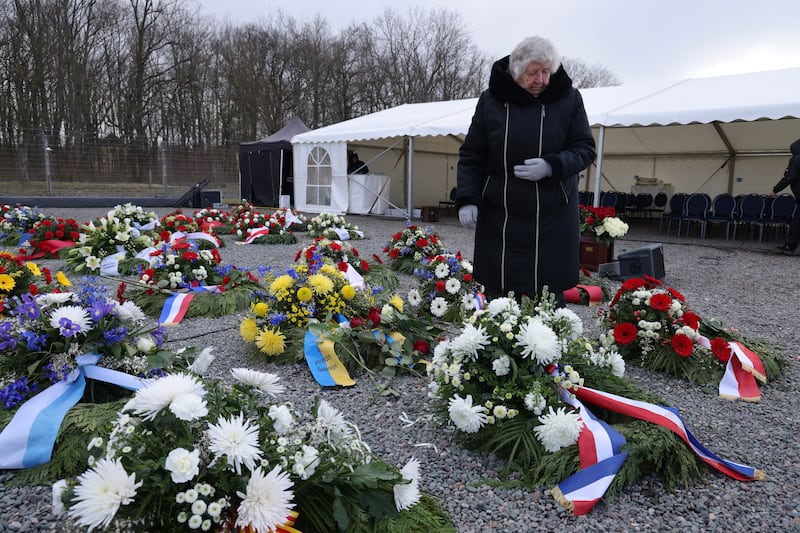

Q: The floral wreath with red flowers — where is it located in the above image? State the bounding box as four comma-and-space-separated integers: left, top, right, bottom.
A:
383, 224, 445, 275
26, 216, 82, 246
579, 204, 629, 247
599, 274, 784, 386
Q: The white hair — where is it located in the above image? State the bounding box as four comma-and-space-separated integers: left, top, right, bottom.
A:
509, 36, 561, 79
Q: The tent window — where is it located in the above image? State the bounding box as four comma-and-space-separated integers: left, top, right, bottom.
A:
306, 146, 332, 206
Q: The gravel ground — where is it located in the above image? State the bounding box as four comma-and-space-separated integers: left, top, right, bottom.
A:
1, 207, 799, 532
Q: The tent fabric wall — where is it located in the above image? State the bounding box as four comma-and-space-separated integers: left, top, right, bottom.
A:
292, 141, 349, 214
290, 68, 800, 214
239, 117, 309, 207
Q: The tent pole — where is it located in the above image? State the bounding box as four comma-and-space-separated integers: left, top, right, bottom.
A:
406, 136, 414, 220
278, 149, 284, 199
592, 126, 605, 207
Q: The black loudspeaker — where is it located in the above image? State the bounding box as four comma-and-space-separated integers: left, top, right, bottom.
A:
618, 243, 666, 280
195, 190, 221, 208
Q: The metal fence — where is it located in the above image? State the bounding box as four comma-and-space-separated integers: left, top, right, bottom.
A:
0, 131, 241, 199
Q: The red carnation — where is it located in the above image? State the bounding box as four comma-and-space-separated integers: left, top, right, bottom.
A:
613, 322, 638, 345
116, 282, 127, 303
671, 333, 694, 357
294, 250, 302, 262
681, 311, 700, 330
182, 251, 198, 262
367, 307, 382, 327
436, 280, 446, 292
329, 242, 342, 251
463, 273, 473, 282
372, 253, 383, 264
338, 262, 348, 272
416, 238, 429, 248
55, 230, 64, 238
392, 232, 403, 241
649, 293, 672, 312
28, 284, 38, 295
389, 249, 399, 259
710, 338, 732, 363
667, 287, 686, 302
360, 259, 370, 272
413, 340, 430, 355
45, 231, 54, 239
43, 267, 52, 284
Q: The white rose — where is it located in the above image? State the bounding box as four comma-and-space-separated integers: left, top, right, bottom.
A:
165, 447, 201, 483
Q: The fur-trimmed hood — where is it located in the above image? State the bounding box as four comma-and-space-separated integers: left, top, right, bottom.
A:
488, 55, 573, 105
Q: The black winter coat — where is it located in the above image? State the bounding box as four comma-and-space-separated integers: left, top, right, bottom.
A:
456, 56, 596, 297
773, 138, 800, 201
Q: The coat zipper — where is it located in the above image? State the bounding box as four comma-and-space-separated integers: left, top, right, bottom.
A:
501, 104, 510, 291
533, 105, 545, 292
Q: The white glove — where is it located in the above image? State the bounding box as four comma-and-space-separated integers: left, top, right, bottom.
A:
514, 158, 552, 181
458, 205, 478, 230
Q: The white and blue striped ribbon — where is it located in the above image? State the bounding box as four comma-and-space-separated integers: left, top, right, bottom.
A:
0, 353, 148, 469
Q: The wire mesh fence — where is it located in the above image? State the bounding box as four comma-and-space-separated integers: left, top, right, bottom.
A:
0, 130, 241, 201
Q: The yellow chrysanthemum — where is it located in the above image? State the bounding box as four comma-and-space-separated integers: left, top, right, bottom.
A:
239, 317, 259, 343
390, 294, 404, 312
320, 264, 338, 276
26, 262, 41, 276
297, 287, 313, 302
56, 271, 71, 287
269, 275, 294, 294
308, 273, 334, 294
255, 327, 286, 356
341, 285, 356, 300
252, 302, 268, 318
0, 274, 15, 292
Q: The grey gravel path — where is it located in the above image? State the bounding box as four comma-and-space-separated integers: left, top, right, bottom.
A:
1, 207, 798, 532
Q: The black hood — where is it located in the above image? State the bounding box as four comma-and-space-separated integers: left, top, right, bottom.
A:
791, 138, 800, 156
488, 55, 574, 105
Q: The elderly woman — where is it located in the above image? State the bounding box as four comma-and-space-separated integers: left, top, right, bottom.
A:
456, 35, 596, 305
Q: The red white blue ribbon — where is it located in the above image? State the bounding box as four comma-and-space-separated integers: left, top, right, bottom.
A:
697, 336, 767, 402
241, 227, 271, 244
0, 354, 147, 469
170, 230, 219, 248
159, 293, 195, 325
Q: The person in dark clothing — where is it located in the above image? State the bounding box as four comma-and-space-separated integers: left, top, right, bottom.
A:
456, 36, 596, 305
347, 150, 369, 174
771, 138, 800, 254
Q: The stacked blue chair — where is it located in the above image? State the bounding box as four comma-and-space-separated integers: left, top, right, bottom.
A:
731, 193, 765, 241
661, 192, 688, 234
762, 193, 797, 241
705, 193, 736, 240
679, 193, 710, 238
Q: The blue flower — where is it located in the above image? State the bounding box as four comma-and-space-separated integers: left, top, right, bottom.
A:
0, 377, 39, 409
20, 331, 46, 351
102, 326, 128, 345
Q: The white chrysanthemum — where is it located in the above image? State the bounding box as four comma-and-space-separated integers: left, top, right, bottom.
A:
407, 288, 422, 306
37, 291, 75, 307
235, 465, 295, 533
230, 368, 285, 397
492, 355, 511, 376
486, 297, 520, 318
165, 447, 201, 483
434, 262, 450, 278
52, 479, 68, 516
49, 305, 93, 334
114, 301, 147, 324
552, 308, 584, 340
291, 445, 320, 480
429, 297, 448, 317
514, 319, 561, 365
460, 259, 473, 273
67, 458, 142, 531
447, 394, 487, 433
445, 278, 461, 294
315, 399, 352, 443
534, 407, 583, 453
169, 392, 208, 421
187, 347, 216, 375
393, 457, 422, 511
448, 323, 490, 361
603, 217, 629, 238
207, 412, 263, 475
524, 392, 547, 415
606, 350, 626, 377
123, 374, 206, 421
268, 404, 294, 434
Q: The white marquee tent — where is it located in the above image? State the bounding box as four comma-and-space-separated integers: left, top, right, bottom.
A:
291, 67, 800, 216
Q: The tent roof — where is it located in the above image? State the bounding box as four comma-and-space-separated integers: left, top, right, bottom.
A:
241, 116, 310, 147
291, 67, 800, 144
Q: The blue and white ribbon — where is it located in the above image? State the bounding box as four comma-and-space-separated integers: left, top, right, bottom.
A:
0, 354, 148, 469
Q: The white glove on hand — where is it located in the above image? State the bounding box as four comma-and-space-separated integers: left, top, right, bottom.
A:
458, 205, 478, 230
514, 158, 552, 181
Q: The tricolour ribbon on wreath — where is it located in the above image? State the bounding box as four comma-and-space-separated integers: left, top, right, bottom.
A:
0, 353, 148, 469
697, 335, 767, 402
547, 365, 763, 515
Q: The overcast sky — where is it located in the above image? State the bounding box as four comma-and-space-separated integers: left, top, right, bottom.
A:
197, 0, 800, 85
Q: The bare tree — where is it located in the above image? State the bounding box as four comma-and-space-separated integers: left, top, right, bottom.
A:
562, 57, 621, 89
